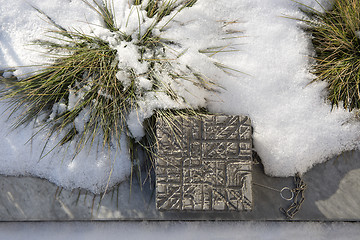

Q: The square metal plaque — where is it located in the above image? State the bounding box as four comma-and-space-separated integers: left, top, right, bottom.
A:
155, 115, 253, 211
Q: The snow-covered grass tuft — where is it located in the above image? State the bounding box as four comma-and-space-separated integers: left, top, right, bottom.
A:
299, 0, 360, 111
0, 0, 236, 192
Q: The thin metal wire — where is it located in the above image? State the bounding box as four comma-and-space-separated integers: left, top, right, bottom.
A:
252, 182, 282, 193
253, 182, 296, 201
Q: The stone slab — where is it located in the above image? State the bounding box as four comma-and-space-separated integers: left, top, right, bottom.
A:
0, 151, 359, 221
155, 115, 253, 211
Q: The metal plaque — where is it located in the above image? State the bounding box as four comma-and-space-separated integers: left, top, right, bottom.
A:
155, 115, 253, 211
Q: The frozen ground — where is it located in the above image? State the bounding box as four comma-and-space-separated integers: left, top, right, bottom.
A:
0, 222, 359, 240
1, 0, 360, 193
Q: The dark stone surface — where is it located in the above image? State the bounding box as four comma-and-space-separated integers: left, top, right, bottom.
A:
155, 115, 253, 211
0, 150, 359, 221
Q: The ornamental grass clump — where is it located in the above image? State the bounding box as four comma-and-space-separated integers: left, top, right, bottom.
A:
299, 0, 360, 111
0, 0, 227, 168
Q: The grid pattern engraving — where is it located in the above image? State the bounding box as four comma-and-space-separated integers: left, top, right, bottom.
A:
156, 115, 253, 211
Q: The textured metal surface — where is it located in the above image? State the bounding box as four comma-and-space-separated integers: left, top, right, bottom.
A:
155, 115, 253, 211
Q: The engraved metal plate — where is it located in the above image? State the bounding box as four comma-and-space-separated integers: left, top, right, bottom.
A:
155, 115, 253, 211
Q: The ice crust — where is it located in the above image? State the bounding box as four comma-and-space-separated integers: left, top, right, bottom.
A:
0, 0, 360, 193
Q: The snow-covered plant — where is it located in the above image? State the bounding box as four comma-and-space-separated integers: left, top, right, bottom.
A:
0, 0, 230, 170
299, 0, 360, 111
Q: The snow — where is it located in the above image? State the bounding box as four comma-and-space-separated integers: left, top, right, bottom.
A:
0, 0, 103, 76
0, 100, 131, 193
206, 0, 360, 176
0, 221, 359, 240
1, 0, 360, 193
356, 31, 360, 39
115, 42, 148, 76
